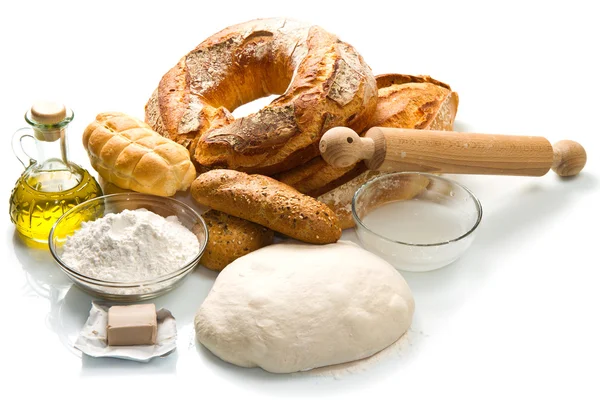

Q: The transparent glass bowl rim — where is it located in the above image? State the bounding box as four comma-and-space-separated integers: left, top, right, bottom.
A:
352, 172, 483, 247
48, 193, 208, 288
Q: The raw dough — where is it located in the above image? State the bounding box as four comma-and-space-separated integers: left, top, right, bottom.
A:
194, 241, 415, 373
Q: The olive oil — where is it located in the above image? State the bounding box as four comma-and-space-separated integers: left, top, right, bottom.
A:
9, 166, 102, 246
9, 102, 103, 247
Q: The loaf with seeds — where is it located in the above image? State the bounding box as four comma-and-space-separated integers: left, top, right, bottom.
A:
197, 210, 274, 271
191, 170, 341, 244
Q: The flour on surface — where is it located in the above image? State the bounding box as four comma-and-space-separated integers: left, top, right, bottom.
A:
300, 331, 412, 379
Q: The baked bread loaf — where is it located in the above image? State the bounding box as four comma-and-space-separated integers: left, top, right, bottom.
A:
369, 74, 458, 130
145, 18, 377, 175
275, 156, 367, 197
83, 112, 196, 196
317, 74, 459, 228
278, 74, 459, 199
191, 169, 341, 244
196, 210, 274, 271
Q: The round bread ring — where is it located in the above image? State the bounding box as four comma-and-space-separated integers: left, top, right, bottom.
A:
145, 18, 377, 175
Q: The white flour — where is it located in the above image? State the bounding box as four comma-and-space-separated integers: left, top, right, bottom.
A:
300, 332, 411, 379
62, 209, 200, 282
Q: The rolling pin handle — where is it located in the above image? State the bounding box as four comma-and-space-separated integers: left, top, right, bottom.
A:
319, 127, 374, 168
551, 140, 587, 177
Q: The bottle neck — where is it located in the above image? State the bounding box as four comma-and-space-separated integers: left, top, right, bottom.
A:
32, 126, 71, 171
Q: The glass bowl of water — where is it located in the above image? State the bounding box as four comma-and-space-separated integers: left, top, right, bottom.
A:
352, 172, 482, 272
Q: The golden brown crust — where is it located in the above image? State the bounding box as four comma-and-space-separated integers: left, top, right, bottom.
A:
146, 18, 377, 175
190, 169, 341, 244
280, 74, 459, 197
370, 74, 458, 130
274, 157, 367, 197
374, 74, 452, 91
82, 112, 196, 197
196, 210, 274, 271
317, 74, 459, 228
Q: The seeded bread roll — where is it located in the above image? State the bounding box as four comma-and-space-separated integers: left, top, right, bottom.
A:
196, 210, 274, 271
191, 170, 341, 244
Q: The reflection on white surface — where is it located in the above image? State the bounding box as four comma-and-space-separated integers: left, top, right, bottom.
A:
2, 3, 600, 396
12, 224, 218, 369
6, 171, 600, 395
401, 172, 599, 331
9, 221, 425, 389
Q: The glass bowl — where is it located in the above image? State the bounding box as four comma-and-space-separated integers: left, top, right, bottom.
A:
352, 172, 482, 272
49, 193, 208, 301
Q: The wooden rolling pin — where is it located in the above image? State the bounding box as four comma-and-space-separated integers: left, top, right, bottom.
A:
319, 127, 587, 177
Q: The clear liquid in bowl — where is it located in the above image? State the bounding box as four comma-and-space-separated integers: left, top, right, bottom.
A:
361, 200, 470, 245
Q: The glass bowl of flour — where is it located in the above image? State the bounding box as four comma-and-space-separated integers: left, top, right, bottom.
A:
49, 193, 208, 301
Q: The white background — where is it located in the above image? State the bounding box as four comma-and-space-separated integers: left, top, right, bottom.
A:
1, 1, 599, 398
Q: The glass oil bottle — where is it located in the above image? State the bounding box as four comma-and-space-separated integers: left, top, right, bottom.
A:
9, 102, 103, 247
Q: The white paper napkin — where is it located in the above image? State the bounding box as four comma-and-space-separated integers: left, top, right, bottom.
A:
74, 301, 177, 362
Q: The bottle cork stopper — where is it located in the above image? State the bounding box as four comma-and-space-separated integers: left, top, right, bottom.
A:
30, 101, 67, 125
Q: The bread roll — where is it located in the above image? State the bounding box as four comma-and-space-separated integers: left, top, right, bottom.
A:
83, 112, 196, 197
196, 210, 274, 271
191, 170, 341, 244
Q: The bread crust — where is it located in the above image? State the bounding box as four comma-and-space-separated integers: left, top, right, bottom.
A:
196, 210, 274, 271
83, 112, 196, 197
277, 74, 458, 196
370, 74, 458, 131
145, 18, 377, 175
191, 169, 341, 244
316, 74, 459, 228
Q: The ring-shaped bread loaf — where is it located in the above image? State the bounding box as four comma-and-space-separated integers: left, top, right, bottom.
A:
145, 18, 377, 175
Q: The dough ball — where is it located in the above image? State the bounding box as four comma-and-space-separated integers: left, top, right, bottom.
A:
194, 241, 415, 373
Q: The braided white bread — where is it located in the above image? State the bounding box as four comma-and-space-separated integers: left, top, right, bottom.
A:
83, 112, 196, 196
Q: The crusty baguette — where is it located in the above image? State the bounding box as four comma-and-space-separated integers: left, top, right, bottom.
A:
318, 74, 459, 228
191, 170, 341, 244
83, 112, 196, 197
196, 210, 274, 271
